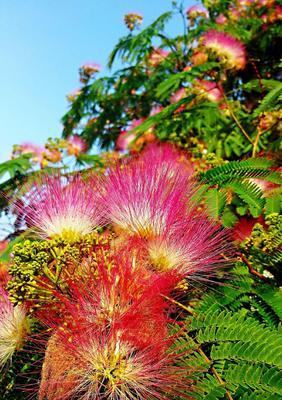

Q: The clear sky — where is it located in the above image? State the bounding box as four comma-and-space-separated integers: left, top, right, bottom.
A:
0, 0, 193, 161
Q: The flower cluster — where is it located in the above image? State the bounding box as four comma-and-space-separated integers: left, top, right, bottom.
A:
193, 80, 223, 103
79, 62, 100, 84
186, 5, 209, 23
201, 30, 246, 70
0, 287, 29, 366
124, 12, 143, 31
12, 135, 88, 168
2, 144, 232, 397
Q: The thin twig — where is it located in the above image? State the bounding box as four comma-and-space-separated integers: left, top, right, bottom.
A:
197, 348, 234, 400
252, 127, 262, 157
240, 253, 270, 282
162, 294, 195, 315
222, 93, 254, 144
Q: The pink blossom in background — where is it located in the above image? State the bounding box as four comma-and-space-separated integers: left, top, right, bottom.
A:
194, 80, 223, 103
202, 30, 246, 70
66, 88, 82, 103
215, 14, 227, 24
116, 130, 136, 151
0, 287, 29, 367
191, 51, 208, 66
186, 5, 209, 19
67, 134, 88, 156
170, 87, 186, 104
232, 216, 266, 241
80, 62, 100, 74
79, 62, 100, 83
147, 48, 170, 67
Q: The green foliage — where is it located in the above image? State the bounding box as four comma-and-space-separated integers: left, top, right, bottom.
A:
241, 213, 282, 283
198, 158, 281, 186
0, 155, 32, 181
108, 11, 172, 67
197, 159, 282, 221
0, 1, 281, 398
0, 348, 41, 400
8, 231, 110, 304
176, 265, 282, 399
254, 81, 282, 116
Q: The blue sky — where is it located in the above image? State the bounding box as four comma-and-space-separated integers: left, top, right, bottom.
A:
0, 0, 193, 160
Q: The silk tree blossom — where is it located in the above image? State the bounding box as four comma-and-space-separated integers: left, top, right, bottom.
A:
79, 62, 100, 83
13, 142, 45, 165
186, 5, 209, 20
150, 105, 163, 116
124, 12, 143, 31
170, 87, 187, 104
191, 51, 208, 66
39, 327, 185, 400
66, 88, 82, 103
202, 30, 246, 70
215, 14, 228, 24
116, 119, 146, 152
0, 287, 29, 367
232, 216, 265, 242
146, 213, 232, 281
36, 255, 175, 348
147, 48, 170, 68
141, 143, 195, 179
67, 134, 88, 156
193, 80, 223, 103
101, 148, 191, 238
16, 174, 105, 241
116, 129, 136, 151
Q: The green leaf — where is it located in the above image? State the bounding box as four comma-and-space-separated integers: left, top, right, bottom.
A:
254, 81, 282, 116
198, 158, 280, 186
0, 155, 32, 180
265, 195, 281, 215
204, 189, 227, 220
228, 181, 265, 217
76, 154, 104, 168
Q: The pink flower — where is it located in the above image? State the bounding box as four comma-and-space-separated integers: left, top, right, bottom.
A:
274, 6, 282, 21
66, 88, 82, 103
193, 80, 223, 103
170, 87, 186, 104
191, 51, 208, 66
228, 7, 241, 21
67, 134, 88, 156
79, 62, 100, 83
43, 148, 62, 163
101, 148, 191, 238
0, 287, 29, 367
80, 62, 100, 74
202, 30, 246, 70
215, 14, 227, 24
0, 240, 8, 254
115, 120, 146, 152
256, 0, 275, 7
147, 48, 170, 68
116, 130, 136, 151
186, 5, 209, 19
141, 143, 195, 179
15, 142, 44, 164
16, 174, 105, 240
39, 326, 184, 400
147, 213, 232, 280
150, 105, 163, 116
